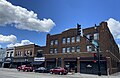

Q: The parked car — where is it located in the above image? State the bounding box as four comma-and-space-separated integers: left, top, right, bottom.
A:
50, 67, 68, 75
17, 65, 33, 72
34, 67, 49, 73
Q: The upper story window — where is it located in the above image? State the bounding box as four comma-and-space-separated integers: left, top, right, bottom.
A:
94, 33, 99, 40
62, 38, 66, 44
67, 37, 70, 43
10, 51, 13, 57
67, 47, 71, 53
76, 36, 80, 42
55, 40, 58, 45
76, 46, 80, 52
6, 52, 9, 57
87, 45, 92, 52
30, 50, 32, 56
71, 37, 75, 43
54, 48, 58, 53
71, 47, 75, 52
62, 48, 66, 53
50, 40, 54, 45
86, 34, 90, 39
50, 48, 53, 53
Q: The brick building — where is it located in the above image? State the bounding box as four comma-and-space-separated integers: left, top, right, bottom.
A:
13, 44, 43, 67
43, 22, 120, 75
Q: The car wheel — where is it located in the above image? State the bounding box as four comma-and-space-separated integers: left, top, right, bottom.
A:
17, 69, 20, 71
50, 71, 53, 74
59, 72, 63, 75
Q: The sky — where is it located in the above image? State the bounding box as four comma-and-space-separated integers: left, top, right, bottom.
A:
0, 0, 120, 48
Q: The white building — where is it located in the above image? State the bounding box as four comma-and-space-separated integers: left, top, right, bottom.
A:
3, 47, 14, 68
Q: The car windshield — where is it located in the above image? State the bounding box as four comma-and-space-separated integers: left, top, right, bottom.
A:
38, 67, 45, 70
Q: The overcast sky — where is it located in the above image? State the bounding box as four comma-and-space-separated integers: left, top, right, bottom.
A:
0, 0, 120, 48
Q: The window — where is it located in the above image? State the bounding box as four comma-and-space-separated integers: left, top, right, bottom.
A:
76, 36, 80, 42
50, 40, 54, 45
86, 34, 90, 39
62, 48, 66, 53
71, 37, 75, 43
54, 48, 58, 53
87, 45, 92, 52
30, 50, 32, 56
67, 47, 71, 53
71, 47, 75, 52
55, 40, 58, 45
62, 38, 66, 44
67, 37, 70, 43
6, 52, 9, 57
50, 48, 53, 53
24, 50, 27, 56
76, 46, 80, 52
10, 51, 13, 57
94, 33, 99, 40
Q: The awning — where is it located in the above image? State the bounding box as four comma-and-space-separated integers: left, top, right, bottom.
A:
31, 61, 44, 65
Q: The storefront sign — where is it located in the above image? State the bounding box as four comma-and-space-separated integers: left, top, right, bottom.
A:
34, 57, 45, 61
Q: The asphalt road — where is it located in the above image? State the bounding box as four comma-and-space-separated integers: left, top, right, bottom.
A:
0, 68, 80, 78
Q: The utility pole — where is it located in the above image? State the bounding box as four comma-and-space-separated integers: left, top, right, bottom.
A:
77, 24, 101, 76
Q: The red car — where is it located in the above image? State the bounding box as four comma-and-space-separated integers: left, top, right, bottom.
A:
17, 65, 33, 72
50, 67, 68, 75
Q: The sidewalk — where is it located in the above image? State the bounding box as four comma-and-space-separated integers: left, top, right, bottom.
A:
68, 73, 119, 78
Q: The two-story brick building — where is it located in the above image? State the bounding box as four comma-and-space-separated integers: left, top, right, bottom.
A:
13, 44, 43, 67
43, 22, 120, 75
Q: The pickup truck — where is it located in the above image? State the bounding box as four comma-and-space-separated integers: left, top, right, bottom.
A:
17, 65, 33, 72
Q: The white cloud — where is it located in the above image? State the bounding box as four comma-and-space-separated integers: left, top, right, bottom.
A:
0, 0, 55, 32
106, 18, 120, 39
0, 34, 17, 43
7, 40, 34, 47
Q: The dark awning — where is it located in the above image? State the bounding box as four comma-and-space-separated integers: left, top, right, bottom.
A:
31, 61, 44, 65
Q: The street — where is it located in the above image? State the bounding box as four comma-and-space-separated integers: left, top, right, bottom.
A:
0, 68, 120, 78
0, 68, 80, 78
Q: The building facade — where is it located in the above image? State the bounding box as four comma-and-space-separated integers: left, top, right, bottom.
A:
13, 44, 42, 67
3, 47, 14, 68
0, 48, 6, 67
43, 22, 120, 75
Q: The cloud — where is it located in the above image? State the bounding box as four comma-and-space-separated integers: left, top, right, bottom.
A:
106, 18, 120, 39
7, 40, 34, 47
0, 34, 17, 43
0, 0, 55, 32
0, 45, 1, 48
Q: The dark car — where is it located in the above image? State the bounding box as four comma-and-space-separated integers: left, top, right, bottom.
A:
34, 67, 49, 73
50, 67, 68, 75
